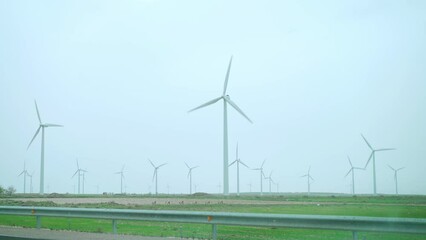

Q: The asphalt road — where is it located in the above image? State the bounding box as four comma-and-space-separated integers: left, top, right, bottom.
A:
0, 226, 178, 240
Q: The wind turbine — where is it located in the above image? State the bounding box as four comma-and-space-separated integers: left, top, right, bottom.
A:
301, 166, 314, 195
361, 134, 395, 195
149, 159, 167, 195
27, 100, 63, 194
185, 162, 199, 194
18, 161, 29, 193
264, 171, 274, 193
28, 171, 34, 194
72, 159, 87, 194
388, 165, 404, 195
345, 156, 365, 195
115, 165, 125, 194
228, 143, 249, 196
252, 159, 266, 196
188, 57, 253, 195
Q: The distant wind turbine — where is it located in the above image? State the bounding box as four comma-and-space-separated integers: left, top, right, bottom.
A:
388, 165, 404, 195
115, 165, 125, 194
28, 171, 34, 194
185, 162, 199, 194
149, 159, 167, 195
72, 159, 87, 194
252, 159, 266, 196
27, 100, 63, 194
264, 171, 274, 193
345, 156, 365, 195
362, 134, 395, 195
229, 143, 249, 196
18, 161, 29, 193
188, 57, 253, 195
301, 166, 314, 195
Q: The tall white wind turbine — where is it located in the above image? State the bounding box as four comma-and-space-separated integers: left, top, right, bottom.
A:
301, 166, 314, 195
115, 165, 125, 194
27, 100, 63, 194
188, 57, 253, 195
388, 165, 404, 195
149, 159, 167, 195
229, 144, 249, 196
185, 162, 199, 194
72, 159, 87, 194
345, 156, 365, 195
18, 161, 29, 193
361, 134, 395, 195
252, 159, 266, 196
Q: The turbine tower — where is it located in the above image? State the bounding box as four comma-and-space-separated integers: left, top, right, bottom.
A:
252, 159, 266, 196
344, 156, 365, 195
361, 134, 395, 195
18, 161, 29, 193
301, 166, 314, 195
229, 143, 249, 196
72, 159, 87, 194
188, 57, 253, 195
115, 165, 125, 194
27, 100, 63, 194
149, 159, 167, 195
185, 162, 199, 194
388, 165, 404, 195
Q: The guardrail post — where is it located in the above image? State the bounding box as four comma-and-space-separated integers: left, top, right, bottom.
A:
36, 216, 41, 229
212, 224, 217, 240
352, 231, 358, 240
112, 219, 117, 234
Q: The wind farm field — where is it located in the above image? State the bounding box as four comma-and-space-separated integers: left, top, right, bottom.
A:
1, 194, 426, 240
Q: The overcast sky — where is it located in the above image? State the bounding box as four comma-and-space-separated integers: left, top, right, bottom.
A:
1, 0, 425, 195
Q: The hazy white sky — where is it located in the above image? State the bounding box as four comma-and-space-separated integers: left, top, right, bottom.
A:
1, 0, 425, 195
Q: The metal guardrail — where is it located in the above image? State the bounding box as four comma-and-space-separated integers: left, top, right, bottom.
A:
0, 206, 425, 240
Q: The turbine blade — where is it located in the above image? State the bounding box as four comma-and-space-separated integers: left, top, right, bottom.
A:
188, 96, 222, 113
152, 170, 156, 181
364, 152, 374, 168
27, 126, 41, 149
224, 97, 253, 123
347, 156, 353, 167
223, 56, 233, 96
158, 163, 167, 168
76, 159, 80, 169
34, 100, 42, 124
344, 169, 352, 177
44, 123, 63, 127
252, 168, 261, 170
388, 165, 396, 171
261, 159, 266, 168
239, 160, 249, 168
354, 167, 365, 170
397, 167, 405, 171
301, 174, 307, 178
148, 159, 155, 168
309, 176, 314, 181
228, 160, 237, 167
361, 134, 374, 150
376, 148, 396, 151
184, 162, 190, 169
18, 170, 25, 176
72, 169, 79, 178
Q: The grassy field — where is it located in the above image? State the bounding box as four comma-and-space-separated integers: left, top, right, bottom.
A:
0, 194, 425, 240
